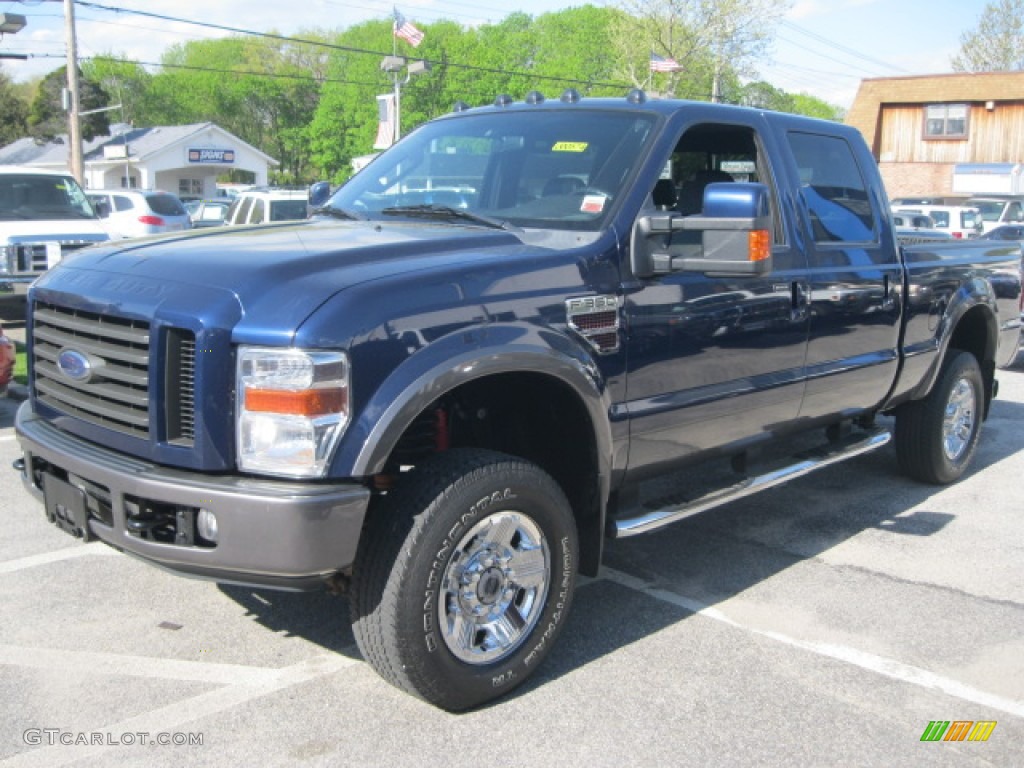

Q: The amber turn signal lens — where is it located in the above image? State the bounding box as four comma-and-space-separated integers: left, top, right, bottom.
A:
748, 230, 771, 262
244, 387, 346, 416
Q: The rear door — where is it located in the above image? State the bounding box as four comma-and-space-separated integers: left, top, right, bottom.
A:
784, 131, 903, 420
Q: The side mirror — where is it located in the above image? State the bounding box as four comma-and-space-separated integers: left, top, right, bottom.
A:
308, 181, 332, 209
631, 182, 773, 277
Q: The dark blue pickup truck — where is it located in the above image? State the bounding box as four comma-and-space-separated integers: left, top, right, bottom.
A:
14, 91, 1022, 710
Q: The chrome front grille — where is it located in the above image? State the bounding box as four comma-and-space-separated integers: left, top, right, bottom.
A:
32, 303, 198, 447
8, 241, 96, 275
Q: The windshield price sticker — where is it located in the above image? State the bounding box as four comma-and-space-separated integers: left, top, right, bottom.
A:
581, 194, 606, 213
552, 142, 588, 152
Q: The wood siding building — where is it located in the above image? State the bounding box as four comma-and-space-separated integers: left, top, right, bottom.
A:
845, 72, 1024, 198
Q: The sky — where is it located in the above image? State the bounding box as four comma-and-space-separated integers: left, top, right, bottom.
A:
0, 0, 995, 109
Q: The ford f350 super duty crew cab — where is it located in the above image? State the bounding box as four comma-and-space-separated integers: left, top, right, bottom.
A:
14, 91, 1023, 710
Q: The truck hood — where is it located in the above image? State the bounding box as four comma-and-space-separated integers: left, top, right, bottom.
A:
32, 219, 532, 342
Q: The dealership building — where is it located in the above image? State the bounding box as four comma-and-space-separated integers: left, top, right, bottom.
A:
0, 122, 277, 197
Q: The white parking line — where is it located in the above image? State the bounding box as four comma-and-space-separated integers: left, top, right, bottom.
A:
0, 543, 119, 575
0, 644, 285, 686
0, 434, 17, 442
600, 567, 1024, 719
3, 653, 360, 767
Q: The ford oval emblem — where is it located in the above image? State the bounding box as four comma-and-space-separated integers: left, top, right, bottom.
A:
57, 349, 92, 383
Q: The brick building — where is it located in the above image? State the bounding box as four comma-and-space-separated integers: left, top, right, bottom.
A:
845, 72, 1024, 198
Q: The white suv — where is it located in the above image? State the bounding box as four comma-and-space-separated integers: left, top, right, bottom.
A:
88, 189, 192, 239
224, 188, 309, 226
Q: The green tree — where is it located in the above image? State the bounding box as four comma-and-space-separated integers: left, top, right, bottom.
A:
609, 0, 790, 100
81, 56, 152, 126
143, 34, 325, 181
953, 0, 1024, 71
0, 67, 29, 146
27, 66, 111, 141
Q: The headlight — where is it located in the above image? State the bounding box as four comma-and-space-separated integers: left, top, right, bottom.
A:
236, 346, 350, 478
1, 245, 13, 276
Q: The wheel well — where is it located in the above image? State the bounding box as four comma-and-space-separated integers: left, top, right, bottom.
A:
947, 305, 997, 414
382, 372, 603, 575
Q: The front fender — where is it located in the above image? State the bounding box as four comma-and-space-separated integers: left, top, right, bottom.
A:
333, 322, 614, 483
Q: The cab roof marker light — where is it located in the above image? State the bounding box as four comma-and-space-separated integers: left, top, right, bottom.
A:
560, 88, 582, 104
525, 91, 545, 105
494, 94, 513, 107
626, 88, 647, 104
452, 100, 471, 113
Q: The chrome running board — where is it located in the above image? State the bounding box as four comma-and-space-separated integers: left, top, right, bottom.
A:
611, 428, 891, 539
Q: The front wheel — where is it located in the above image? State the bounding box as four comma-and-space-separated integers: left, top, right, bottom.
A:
895, 350, 984, 484
350, 449, 578, 711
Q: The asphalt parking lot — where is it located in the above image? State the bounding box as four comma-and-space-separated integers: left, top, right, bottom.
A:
1, 357, 1022, 767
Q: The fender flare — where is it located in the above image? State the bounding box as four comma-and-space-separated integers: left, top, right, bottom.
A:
333, 323, 615, 494
907, 278, 1000, 403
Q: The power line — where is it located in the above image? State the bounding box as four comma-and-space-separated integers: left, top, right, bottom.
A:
73, 1, 633, 90
778, 19, 910, 75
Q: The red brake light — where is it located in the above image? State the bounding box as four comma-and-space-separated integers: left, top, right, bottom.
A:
138, 215, 164, 226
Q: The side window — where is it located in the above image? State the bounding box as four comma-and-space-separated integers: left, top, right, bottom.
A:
231, 197, 253, 224
665, 122, 783, 244
1006, 202, 1023, 222
249, 199, 265, 224
113, 195, 133, 212
787, 132, 875, 243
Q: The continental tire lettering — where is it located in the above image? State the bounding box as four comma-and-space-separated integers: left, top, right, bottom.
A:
492, 669, 517, 687
524, 536, 573, 667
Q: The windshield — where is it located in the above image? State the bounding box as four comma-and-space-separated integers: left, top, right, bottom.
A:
0, 173, 97, 221
329, 110, 658, 231
970, 200, 1006, 222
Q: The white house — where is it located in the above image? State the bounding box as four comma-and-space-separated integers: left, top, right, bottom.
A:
0, 122, 277, 198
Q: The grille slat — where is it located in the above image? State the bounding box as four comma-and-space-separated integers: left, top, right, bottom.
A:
33, 307, 152, 345
34, 326, 150, 366
36, 378, 150, 427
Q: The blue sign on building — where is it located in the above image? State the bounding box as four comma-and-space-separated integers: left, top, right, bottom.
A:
188, 148, 236, 164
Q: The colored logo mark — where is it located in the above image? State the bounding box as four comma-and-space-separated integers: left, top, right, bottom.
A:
920, 721, 997, 742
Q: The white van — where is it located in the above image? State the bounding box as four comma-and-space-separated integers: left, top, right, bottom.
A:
1, 166, 109, 320
892, 204, 983, 239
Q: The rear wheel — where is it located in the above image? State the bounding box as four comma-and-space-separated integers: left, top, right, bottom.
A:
350, 448, 578, 711
895, 350, 984, 484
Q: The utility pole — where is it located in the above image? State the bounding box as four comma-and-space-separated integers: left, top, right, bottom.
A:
63, 0, 83, 183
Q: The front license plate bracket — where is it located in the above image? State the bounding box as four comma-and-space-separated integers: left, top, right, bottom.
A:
43, 474, 93, 542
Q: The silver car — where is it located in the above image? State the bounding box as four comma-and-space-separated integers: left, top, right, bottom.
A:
88, 190, 192, 239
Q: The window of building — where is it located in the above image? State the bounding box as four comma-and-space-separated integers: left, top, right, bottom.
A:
120, 176, 138, 189
924, 104, 968, 139
179, 178, 203, 197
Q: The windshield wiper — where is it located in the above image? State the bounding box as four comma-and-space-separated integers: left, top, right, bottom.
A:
312, 205, 365, 221
381, 204, 515, 231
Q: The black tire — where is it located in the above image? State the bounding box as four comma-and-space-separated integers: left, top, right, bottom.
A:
895, 350, 984, 484
349, 448, 578, 711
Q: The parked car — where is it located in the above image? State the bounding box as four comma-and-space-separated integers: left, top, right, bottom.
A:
185, 199, 230, 229
891, 212, 936, 230
890, 196, 968, 206
224, 188, 309, 226
87, 190, 192, 239
0, 321, 14, 396
893, 204, 983, 239
978, 224, 1024, 241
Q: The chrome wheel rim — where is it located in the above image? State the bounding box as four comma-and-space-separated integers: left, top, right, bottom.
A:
439, 511, 550, 665
942, 376, 977, 462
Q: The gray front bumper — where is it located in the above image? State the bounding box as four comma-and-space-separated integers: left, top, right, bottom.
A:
15, 402, 371, 591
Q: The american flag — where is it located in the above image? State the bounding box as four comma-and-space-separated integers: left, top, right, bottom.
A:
650, 51, 683, 73
393, 8, 424, 47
